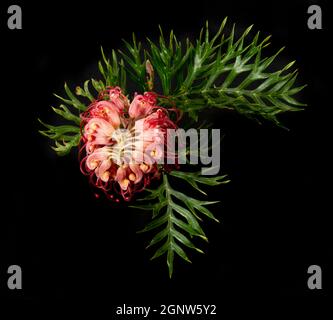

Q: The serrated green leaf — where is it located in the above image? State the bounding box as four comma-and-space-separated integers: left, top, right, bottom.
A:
166, 20, 306, 124
137, 172, 223, 277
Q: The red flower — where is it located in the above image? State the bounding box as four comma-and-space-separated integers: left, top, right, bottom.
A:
80, 87, 177, 201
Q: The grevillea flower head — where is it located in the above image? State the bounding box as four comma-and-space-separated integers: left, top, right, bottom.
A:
80, 86, 177, 201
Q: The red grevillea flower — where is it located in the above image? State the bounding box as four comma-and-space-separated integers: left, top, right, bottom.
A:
80, 86, 177, 202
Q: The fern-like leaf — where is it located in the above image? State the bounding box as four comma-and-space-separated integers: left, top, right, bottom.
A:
135, 172, 229, 278
176, 20, 307, 124
120, 18, 306, 125
39, 82, 86, 156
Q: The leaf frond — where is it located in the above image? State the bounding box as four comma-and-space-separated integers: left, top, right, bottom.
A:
136, 172, 227, 277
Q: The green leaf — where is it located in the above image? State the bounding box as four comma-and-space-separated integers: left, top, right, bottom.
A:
138, 213, 169, 233
170, 215, 206, 239
167, 245, 174, 278
147, 227, 169, 247
172, 228, 203, 253
75, 80, 94, 102
92, 79, 105, 93
170, 170, 230, 195
39, 82, 88, 155
63, 83, 87, 111
51, 134, 81, 156
119, 34, 146, 91
172, 242, 191, 263
99, 47, 127, 89
135, 19, 306, 126
151, 240, 169, 260
137, 172, 224, 277
51, 105, 81, 125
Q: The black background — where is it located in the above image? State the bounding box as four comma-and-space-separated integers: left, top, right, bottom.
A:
1, 0, 331, 316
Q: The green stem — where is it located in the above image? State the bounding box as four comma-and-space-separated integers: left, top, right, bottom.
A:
163, 173, 175, 278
